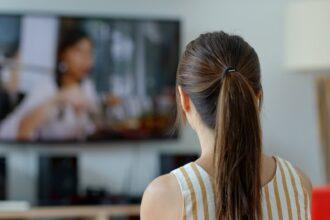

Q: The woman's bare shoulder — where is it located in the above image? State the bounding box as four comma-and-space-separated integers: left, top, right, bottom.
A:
295, 166, 313, 198
141, 173, 182, 220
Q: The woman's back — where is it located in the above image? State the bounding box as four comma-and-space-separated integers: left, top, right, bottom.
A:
141, 31, 312, 220
172, 156, 311, 220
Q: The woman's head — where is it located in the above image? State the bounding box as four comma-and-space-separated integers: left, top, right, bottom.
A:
57, 28, 93, 84
176, 31, 262, 219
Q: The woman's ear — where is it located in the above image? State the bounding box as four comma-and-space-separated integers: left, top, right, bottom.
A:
256, 90, 263, 105
178, 86, 190, 113
256, 91, 262, 99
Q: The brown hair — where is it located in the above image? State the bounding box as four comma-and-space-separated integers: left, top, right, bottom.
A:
176, 31, 263, 219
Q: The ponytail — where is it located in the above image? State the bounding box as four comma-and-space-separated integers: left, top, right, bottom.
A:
214, 70, 262, 220
176, 31, 263, 219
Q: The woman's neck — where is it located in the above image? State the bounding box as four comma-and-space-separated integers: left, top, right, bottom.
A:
195, 126, 273, 185
195, 126, 216, 173
60, 73, 78, 88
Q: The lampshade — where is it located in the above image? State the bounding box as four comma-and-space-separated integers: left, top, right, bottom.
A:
285, 1, 330, 73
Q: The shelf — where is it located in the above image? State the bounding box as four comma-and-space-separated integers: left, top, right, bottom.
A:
0, 204, 140, 220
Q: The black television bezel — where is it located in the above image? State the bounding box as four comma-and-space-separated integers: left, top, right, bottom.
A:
0, 11, 181, 145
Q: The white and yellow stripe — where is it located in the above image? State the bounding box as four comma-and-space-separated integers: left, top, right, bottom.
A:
171, 156, 311, 220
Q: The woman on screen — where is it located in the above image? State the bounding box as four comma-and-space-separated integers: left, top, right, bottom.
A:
0, 29, 99, 141
141, 32, 312, 219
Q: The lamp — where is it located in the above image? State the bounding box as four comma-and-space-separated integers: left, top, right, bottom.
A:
285, 1, 330, 74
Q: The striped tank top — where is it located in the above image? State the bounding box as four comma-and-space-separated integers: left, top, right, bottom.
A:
171, 156, 311, 220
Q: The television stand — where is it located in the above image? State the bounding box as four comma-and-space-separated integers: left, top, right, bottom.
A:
0, 204, 140, 220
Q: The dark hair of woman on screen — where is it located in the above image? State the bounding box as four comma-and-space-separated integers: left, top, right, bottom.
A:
141, 31, 312, 220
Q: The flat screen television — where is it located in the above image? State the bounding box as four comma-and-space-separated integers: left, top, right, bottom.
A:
0, 13, 180, 143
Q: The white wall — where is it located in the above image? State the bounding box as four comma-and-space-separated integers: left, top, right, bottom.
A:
0, 0, 325, 204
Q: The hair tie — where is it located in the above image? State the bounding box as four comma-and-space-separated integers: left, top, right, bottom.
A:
223, 66, 236, 75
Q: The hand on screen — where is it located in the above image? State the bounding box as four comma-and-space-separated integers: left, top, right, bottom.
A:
105, 94, 122, 107
57, 85, 92, 114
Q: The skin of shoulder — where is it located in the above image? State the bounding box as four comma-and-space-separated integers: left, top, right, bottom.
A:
295, 166, 313, 199
141, 173, 182, 220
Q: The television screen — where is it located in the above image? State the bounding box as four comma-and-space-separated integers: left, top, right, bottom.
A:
0, 14, 180, 142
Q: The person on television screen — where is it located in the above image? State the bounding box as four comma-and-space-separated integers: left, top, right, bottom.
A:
0, 28, 100, 141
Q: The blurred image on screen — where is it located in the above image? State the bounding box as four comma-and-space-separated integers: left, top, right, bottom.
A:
0, 14, 179, 142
